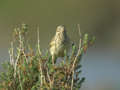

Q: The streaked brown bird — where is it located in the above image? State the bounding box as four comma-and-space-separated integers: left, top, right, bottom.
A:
49, 25, 73, 64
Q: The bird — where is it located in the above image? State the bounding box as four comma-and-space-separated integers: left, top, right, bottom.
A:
49, 25, 73, 64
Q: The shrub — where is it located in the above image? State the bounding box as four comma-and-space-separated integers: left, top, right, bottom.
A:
0, 24, 95, 90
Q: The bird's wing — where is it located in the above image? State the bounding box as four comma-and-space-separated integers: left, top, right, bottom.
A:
49, 37, 55, 48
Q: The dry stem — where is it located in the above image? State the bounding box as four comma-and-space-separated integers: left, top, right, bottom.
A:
37, 27, 42, 57
71, 24, 82, 90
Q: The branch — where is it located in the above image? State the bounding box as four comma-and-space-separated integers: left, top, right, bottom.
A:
71, 24, 82, 90
39, 62, 43, 86
37, 27, 42, 57
47, 68, 52, 88
9, 42, 14, 66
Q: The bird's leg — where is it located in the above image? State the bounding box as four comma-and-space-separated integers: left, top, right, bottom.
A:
52, 55, 55, 65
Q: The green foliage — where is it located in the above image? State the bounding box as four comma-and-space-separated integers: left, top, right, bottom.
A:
0, 24, 95, 90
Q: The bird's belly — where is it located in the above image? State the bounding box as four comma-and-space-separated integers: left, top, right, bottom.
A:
50, 44, 65, 57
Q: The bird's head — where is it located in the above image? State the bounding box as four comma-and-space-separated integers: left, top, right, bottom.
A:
56, 25, 66, 35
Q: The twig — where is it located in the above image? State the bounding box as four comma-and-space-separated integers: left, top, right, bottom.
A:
19, 31, 23, 50
14, 30, 24, 77
22, 51, 28, 63
37, 27, 42, 57
47, 68, 52, 88
14, 48, 21, 77
37, 27, 44, 87
9, 42, 14, 66
71, 69, 74, 90
72, 24, 82, 70
77, 24, 82, 38
18, 69, 23, 90
71, 24, 82, 90
39, 62, 43, 86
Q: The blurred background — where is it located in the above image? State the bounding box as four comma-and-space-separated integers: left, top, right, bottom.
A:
0, 0, 120, 90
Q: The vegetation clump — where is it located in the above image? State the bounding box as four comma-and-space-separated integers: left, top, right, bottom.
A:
0, 24, 95, 90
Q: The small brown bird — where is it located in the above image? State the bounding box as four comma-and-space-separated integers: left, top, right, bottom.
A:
49, 25, 73, 64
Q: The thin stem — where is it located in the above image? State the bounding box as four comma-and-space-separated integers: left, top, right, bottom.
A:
19, 31, 23, 50
71, 24, 82, 90
71, 70, 74, 90
37, 27, 42, 57
39, 62, 43, 86
71, 24, 82, 70
77, 24, 82, 38
18, 70, 23, 90
47, 68, 52, 88
9, 42, 14, 66
14, 48, 21, 77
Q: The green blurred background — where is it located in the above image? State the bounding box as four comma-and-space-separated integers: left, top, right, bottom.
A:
0, 0, 120, 90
